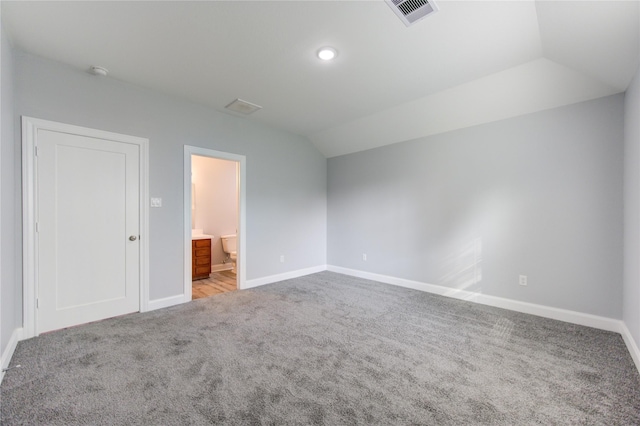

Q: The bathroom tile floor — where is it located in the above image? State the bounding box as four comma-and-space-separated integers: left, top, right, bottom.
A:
192, 270, 237, 300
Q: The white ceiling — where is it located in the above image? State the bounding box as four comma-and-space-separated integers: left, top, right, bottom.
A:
2, 1, 639, 157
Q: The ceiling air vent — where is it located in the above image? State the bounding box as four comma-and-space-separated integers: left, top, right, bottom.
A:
225, 99, 262, 115
386, 0, 439, 27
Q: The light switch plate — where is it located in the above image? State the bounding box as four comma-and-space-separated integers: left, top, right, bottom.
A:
150, 198, 162, 208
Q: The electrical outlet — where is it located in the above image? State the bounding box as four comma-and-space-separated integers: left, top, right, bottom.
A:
519, 275, 527, 286
362, 253, 367, 261
150, 197, 162, 208
280, 255, 285, 263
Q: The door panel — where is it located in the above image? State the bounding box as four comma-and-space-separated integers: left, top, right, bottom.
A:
37, 129, 140, 333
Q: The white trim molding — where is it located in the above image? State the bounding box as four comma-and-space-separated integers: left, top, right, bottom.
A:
0, 328, 23, 385
211, 263, 233, 273
147, 295, 185, 312
245, 265, 327, 289
327, 265, 623, 333
21, 116, 150, 338
620, 323, 640, 374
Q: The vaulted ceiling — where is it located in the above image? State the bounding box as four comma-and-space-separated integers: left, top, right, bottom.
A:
2, 1, 639, 157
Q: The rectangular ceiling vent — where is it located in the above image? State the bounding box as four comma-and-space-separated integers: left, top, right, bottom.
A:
386, 0, 439, 27
225, 98, 262, 115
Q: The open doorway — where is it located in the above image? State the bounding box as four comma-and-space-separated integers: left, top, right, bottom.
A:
191, 155, 237, 298
183, 146, 246, 302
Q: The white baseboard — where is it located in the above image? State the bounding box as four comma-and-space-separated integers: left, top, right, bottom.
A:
211, 263, 233, 273
0, 327, 23, 385
327, 265, 622, 333
2, 268, 637, 379
148, 265, 327, 308
244, 265, 327, 289
147, 294, 185, 312
620, 323, 640, 374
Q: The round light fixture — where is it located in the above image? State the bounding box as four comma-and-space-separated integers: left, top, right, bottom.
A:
317, 47, 337, 61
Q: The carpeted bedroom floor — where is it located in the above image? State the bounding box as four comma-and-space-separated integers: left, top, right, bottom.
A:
2, 271, 640, 425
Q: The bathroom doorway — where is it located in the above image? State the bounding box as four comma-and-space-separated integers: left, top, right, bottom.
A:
183, 146, 246, 302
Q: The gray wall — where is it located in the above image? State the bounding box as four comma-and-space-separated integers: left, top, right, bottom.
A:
14, 50, 327, 301
624, 65, 640, 344
1, 19, 20, 356
328, 95, 624, 319
2, 40, 633, 357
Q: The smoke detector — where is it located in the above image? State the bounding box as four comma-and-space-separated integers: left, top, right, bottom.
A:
385, 0, 439, 27
89, 66, 108, 76
225, 99, 262, 115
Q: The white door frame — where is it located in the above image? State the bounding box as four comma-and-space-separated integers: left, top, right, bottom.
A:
184, 145, 246, 299
22, 116, 150, 338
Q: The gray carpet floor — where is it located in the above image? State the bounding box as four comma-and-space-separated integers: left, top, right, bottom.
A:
2, 271, 640, 425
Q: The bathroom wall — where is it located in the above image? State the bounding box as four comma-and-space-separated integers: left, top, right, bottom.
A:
192, 155, 238, 269
328, 94, 624, 319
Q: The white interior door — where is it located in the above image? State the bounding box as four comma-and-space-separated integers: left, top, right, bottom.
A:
36, 128, 140, 333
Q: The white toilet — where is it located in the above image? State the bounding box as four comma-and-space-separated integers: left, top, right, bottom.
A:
220, 234, 237, 273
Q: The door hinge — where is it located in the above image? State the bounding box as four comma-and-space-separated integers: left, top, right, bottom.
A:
35, 222, 39, 233
35, 145, 38, 156
36, 298, 39, 308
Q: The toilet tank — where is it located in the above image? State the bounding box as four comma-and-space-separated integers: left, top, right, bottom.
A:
221, 235, 237, 253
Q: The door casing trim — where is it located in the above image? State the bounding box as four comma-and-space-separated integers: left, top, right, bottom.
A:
21, 116, 150, 338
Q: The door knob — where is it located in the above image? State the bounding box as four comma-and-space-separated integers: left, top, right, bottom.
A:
129, 235, 137, 241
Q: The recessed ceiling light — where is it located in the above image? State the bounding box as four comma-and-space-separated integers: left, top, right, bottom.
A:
317, 47, 337, 61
